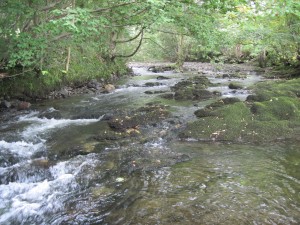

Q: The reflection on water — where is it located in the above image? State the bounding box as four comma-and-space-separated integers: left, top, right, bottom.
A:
102, 142, 300, 225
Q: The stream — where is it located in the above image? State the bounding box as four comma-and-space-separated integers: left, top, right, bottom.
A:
0, 64, 299, 224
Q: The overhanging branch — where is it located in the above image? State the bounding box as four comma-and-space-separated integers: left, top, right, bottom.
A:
114, 29, 144, 58
153, 28, 189, 36
116, 27, 145, 43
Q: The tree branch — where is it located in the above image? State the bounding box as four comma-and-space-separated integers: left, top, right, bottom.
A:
143, 38, 170, 53
51, 32, 72, 42
115, 27, 145, 43
111, 7, 150, 23
114, 29, 144, 58
153, 28, 189, 36
91, 1, 137, 13
40, 2, 60, 11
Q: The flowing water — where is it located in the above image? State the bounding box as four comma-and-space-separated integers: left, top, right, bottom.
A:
0, 65, 299, 225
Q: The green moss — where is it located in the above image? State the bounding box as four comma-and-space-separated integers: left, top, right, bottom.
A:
252, 97, 300, 121
251, 78, 300, 99
243, 120, 293, 142
181, 82, 300, 142
0, 58, 128, 99
180, 102, 252, 141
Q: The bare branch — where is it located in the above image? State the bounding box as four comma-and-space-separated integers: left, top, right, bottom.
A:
153, 29, 189, 36
0, 69, 34, 79
116, 27, 145, 43
143, 38, 169, 53
114, 29, 144, 58
40, 2, 60, 11
51, 32, 72, 42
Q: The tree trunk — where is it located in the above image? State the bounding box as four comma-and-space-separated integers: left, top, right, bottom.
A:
66, 47, 71, 72
235, 44, 242, 59
176, 33, 185, 71
65, 0, 76, 72
109, 31, 118, 61
259, 48, 267, 68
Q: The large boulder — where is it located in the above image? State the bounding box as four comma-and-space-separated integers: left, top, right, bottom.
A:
17, 101, 31, 110
0, 100, 11, 109
87, 79, 101, 90
104, 84, 115, 93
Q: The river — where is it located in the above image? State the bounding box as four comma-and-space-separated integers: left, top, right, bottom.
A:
0, 64, 299, 224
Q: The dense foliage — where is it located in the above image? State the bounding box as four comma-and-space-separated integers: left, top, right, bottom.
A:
0, 0, 299, 97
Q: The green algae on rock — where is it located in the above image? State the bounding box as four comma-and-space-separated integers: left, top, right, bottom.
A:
180, 78, 300, 143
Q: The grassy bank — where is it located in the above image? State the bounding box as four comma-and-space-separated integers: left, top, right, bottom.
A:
0, 58, 128, 100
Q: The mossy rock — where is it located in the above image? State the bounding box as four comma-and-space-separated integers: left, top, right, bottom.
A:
148, 65, 175, 73
160, 93, 174, 99
171, 81, 193, 91
189, 76, 212, 86
251, 97, 300, 121
174, 88, 194, 100
242, 120, 293, 142
192, 89, 214, 100
222, 73, 247, 79
180, 97, 300, 143
145, 90, 167, 95
108, 104, 170, 131
170, 76, 215, 101
228, 82, 244, 89
171, 76, 212, 92
222, 97, 241, 104
246, 94, 271, 102
180, 102, 252, 141
194, 108, 217, 118
205, 98, 240, 109
251, 78, 300, 98
157, 76, 170, 80
144, 82, 162, 87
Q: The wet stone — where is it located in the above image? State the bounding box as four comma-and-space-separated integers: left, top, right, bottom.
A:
246, 94, 270, 102
157, 76, 170, 80
0, 152, 20, 167
148, 65, 174, 73
228, 82, 244, 89
144, 82, 162, 87
194, 108, 217, 118
144, 90, 168, 95
38, 110, 62, 119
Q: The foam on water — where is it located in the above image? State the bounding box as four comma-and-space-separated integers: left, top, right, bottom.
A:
0, 140, 44, 158
0, 154, 101, 224
19, 114, 104, 140
0, 110, 105, 224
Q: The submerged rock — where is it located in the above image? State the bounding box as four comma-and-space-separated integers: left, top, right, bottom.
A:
38, 110, 62, 119
157, 76, 170, 80
144, 82, 162, 87
228, 82, 244, 90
